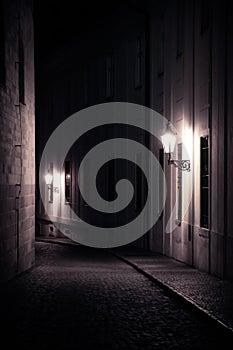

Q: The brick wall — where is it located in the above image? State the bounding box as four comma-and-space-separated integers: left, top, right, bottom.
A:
0, 0, 35, 281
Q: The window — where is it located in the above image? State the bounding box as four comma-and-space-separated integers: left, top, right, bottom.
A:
159, 148, 164, 218
65, 161, 71, 204
158, 17, 164, 76
18, 37, 25, 103
48, 163, 53, 203
200, 0, 209, 34
83, 68, 88, 107
108, 160, 115, 201
106, 54, 114, 98
135, 153, 143, 212
177, 143, 182, 225
176, 0, 184, 57
200, 136, 209, 228
135, 37, 142, 88
0, 0, 6, 87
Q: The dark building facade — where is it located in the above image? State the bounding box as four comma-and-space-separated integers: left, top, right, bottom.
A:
35, 3, 149, 244
35, 0, 233, 280
0, 0, 35, 281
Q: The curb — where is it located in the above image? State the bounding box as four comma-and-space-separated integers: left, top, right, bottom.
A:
35, 238, 233, 336
36, 238, 79, 247
110, 250, 233, 336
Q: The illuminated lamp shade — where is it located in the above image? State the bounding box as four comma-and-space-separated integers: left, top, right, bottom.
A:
161, 129, 177, 154
161, 122, 191, 172
45, 173, 53, 185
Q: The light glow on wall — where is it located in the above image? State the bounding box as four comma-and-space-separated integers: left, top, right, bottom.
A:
53, 172, 60, 192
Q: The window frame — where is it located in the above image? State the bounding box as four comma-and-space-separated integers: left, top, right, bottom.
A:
65, 160, 72, 204
105, 54, 114, 99
176, 0, 184, 58
18, 36, 25, 104
0, 0, 6, 88
200, 135, 210, 229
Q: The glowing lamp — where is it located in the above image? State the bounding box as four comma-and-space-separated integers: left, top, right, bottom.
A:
45, 169, 53, 202
161, 129, 177, 154
161, 122, 191, 172
45, 173, 53, 185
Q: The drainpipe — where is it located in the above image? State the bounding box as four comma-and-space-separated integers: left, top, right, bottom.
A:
15, 13, 23, 273
223, 0, 228, 279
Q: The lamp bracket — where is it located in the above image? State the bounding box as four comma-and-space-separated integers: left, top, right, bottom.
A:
53, 187, 59, 193
168, 159, 191, 172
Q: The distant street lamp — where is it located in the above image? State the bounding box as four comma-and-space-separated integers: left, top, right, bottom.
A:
45, 170, 53, 202
45, 173, 53, 186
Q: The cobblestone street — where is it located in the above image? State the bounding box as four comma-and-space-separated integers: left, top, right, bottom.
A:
1, 242, 232, 350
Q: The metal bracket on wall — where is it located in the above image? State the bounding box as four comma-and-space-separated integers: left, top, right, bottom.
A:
168, 159, 191, 172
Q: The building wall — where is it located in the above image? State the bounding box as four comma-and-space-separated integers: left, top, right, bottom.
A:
150, 0, 232, 279
36, 5, 148, 248
0, 0, 35, 281
226, 1, 233, 280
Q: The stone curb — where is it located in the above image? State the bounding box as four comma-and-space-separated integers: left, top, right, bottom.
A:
109, 251, 233, 336
36, 238, 79, 247
35, 238, 233, 336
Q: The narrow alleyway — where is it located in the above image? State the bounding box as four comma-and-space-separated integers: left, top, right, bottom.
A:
0, 242, 232, 350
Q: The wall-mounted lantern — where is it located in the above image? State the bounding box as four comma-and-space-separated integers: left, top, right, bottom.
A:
45, 173, 53, 185
65, 161, 71, 203
161, 122, 191, 172
45, 165, 60, 203
45, 167, 53, 202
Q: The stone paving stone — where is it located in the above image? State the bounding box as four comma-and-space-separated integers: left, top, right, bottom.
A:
0, 242, 232, 350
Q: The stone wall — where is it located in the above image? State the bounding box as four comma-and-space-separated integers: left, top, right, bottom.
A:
0, 0, 35, 281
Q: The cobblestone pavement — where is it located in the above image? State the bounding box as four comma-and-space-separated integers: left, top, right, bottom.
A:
0, 242, 232, 350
